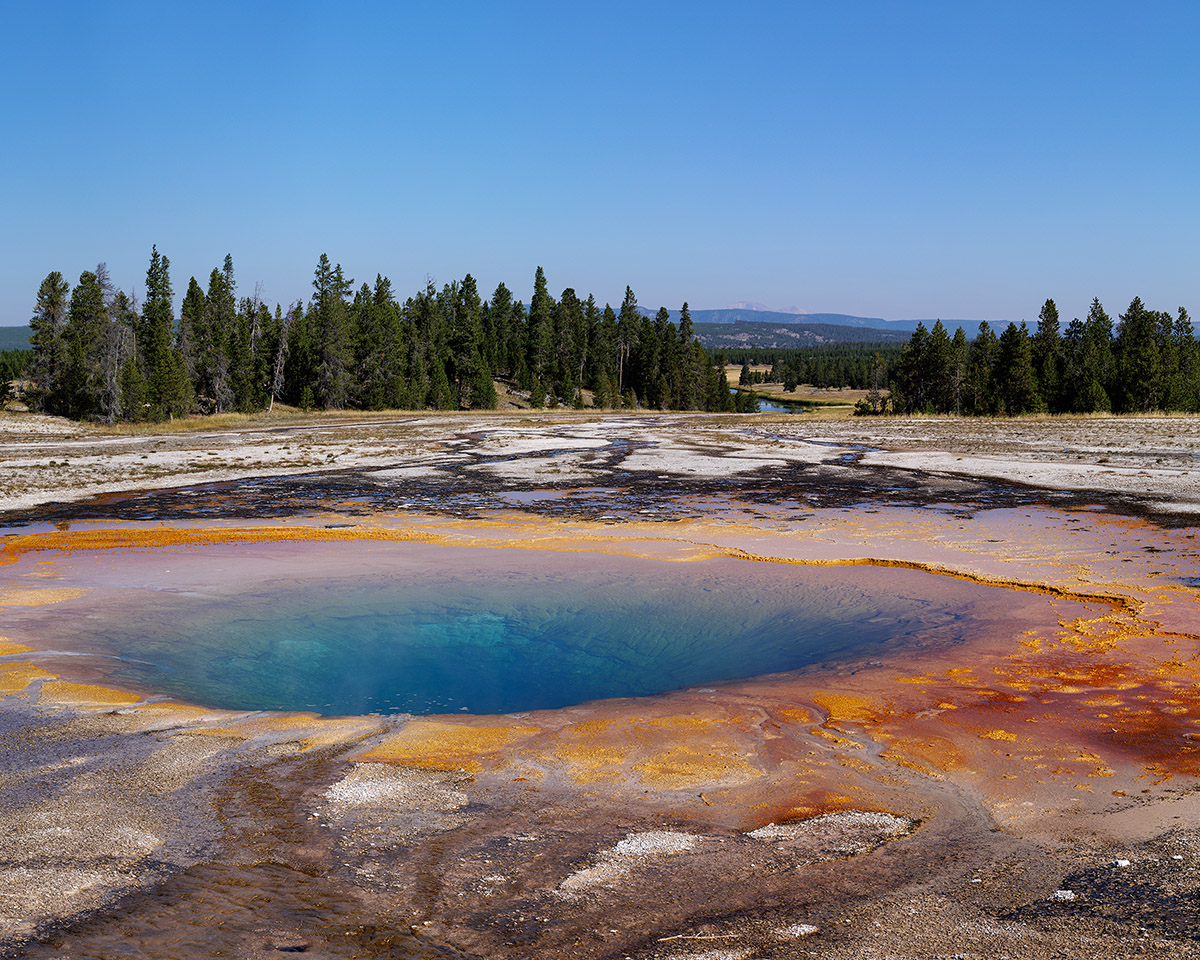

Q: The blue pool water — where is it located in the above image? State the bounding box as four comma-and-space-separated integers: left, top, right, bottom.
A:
32, 546, 1020, 716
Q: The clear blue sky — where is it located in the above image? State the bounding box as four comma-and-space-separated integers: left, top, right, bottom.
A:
2, 1, 1197, 327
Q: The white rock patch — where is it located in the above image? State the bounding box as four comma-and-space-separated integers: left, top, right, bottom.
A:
321, 763, 467, 813
556, 830, 700, 897
747, 810, 913, 841
776, 922, 820, 938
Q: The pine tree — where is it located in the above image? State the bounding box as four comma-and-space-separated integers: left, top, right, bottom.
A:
710, 360, 735, 412
894, 322, 930, 413
119, 350, 148, 421
29, 271, 70, 413
484, 282, 517, 378
672, 303, 698, 409
646, 306, 674, 408
100, 282, 138, 423
1167, 307, 1199, 411
63, 270, 109, 418
311, 253, 355, 409
198, 266, 235, 411
1032, 298, 1062, 412
225, 257, 261, 409
734, 386, 760, 412
1069, 298, 1115, 412
616, 286, 640, 395
141, 246, 191, 419
948, 326, 968, 414
579, 294, 599, 393
427, 357, 455, 409
237, 290, 273, 410
964, 321, 1003, 412
529, 375, 546, 408
997, 321, 1042, 415
226, 264, 265, 410
1155, 308, 1178, 412
283, 298, 318, 408
1114, 296, 1161, 412
526, 267, 554, 387
590, 303, 617, 395
678, 302, 694, 345
554, 288, 586, 402
591, 368, 612, 408
178, 277, 206, 405
351, 278, 394, 410
865, 351, 886, 413
267, 303, 296, 413
924, 320, 954, 413
450, 273, 484, 406
375, 277, 408, 409
469, 352, 497, 409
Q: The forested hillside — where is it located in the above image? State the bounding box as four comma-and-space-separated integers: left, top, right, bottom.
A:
727, 344, 902, 391
20, 250, 740, 422
694, 321, 907, 351
0, 327, 31, 350
888, 299, 1199, 415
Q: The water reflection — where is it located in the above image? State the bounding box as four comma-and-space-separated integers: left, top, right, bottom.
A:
755, 399, 808, 413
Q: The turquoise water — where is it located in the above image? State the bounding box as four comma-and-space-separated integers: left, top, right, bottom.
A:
35, 548, 1017, 716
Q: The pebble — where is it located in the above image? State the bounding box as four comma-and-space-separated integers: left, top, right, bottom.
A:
1053, 890, 1075, 901
776, 923, 819, 939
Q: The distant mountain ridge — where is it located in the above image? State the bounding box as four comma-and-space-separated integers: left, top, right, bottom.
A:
693, 321, 909, 350
638, 307, 1005, 335
0, 325, 31, 350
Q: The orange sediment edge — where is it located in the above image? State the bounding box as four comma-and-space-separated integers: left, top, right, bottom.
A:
0, 662, 55, 695
353, 715, 767, 791
1, 663, 386, 748
356, 720, 542, 772
38, 679, 143, 706
0, 525, 447, 564
0, 521, 1138, 618
812, 693, 880, 724
186, 713, 385, 750
723, 547, 1140, 616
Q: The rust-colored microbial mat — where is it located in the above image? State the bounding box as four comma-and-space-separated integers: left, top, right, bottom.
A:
2, 502, 1199, 959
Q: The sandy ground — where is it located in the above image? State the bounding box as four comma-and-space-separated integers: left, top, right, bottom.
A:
1, 409, 1199, 958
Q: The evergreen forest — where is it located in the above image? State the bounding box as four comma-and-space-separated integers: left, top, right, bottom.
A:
15, 251, 1199, 422
885, 299, 1199, 415
727, 343, 904, 392
20, 249, 744, 423
0, 348, 28, 388
722, 299, 1198, 417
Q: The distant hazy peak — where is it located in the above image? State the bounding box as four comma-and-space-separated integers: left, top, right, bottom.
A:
725, 300, 773, 312
726, 300, 811, 314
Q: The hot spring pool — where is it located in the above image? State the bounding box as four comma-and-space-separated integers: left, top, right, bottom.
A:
10, 541, 1033, 716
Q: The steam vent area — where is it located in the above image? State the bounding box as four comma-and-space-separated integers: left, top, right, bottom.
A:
2, 412, 1199, 960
